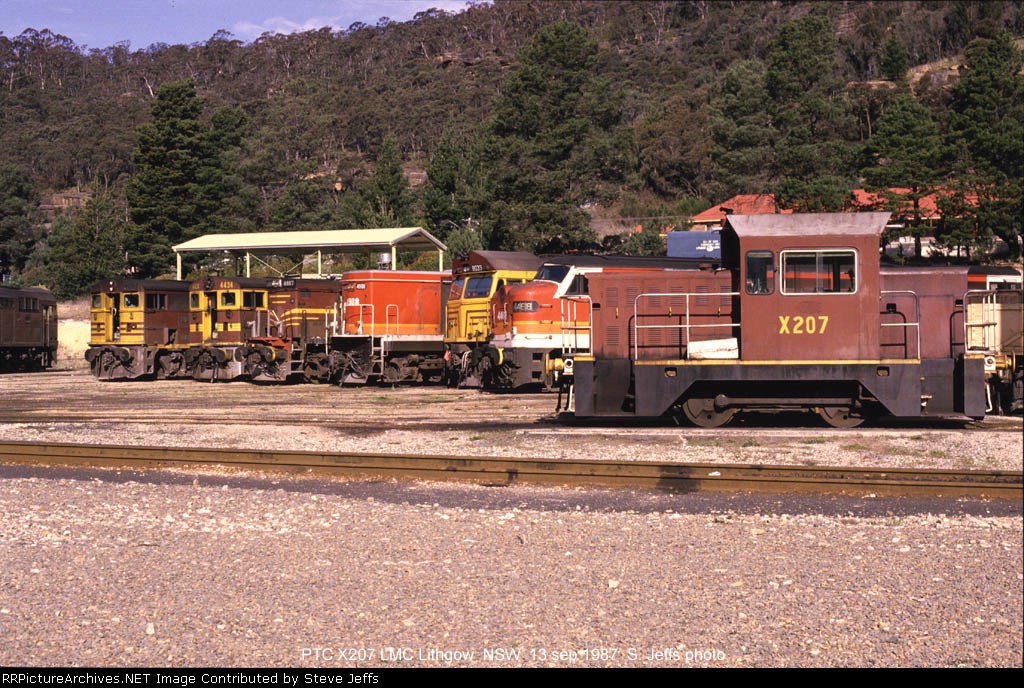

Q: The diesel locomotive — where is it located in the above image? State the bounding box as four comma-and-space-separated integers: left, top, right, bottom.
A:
85, 279, 191, 379
567, 212, 1023, 426
1, 284, 57, 372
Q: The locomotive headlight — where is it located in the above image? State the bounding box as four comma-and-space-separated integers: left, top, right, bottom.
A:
512, 301, 539, 313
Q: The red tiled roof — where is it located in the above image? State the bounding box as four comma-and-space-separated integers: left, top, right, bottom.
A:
692, 189, 979, 225
850, 188, 977, 219
690, 194, 792, 225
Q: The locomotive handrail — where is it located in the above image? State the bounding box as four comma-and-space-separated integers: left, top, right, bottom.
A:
879, 290, 921, 360
383, 304, 400, 358
560, 295, 592, 356
963, 288, 1023, 354
632, 291, 740, 361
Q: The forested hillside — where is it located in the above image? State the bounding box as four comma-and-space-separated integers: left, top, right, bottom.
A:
1, 0, 1022, 296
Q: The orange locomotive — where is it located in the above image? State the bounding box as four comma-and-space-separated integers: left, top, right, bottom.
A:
487, 255, 717, 390
328, 270, 449, 384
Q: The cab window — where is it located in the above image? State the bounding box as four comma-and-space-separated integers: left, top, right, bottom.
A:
122, 293, 140, 308
745, 251, 775, 295
243, 291, 264, 308
781, 250, 856, 294
448, 278, 465, 300
91, 294, 102, 308
567, 274, 589, 296
221, 292, 236, 307
464, 275, 493, 299
190, 293, 200, 309
145, 293, 166, 310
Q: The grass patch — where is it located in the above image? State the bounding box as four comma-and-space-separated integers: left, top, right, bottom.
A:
741, 439, 760, 448
800, 437, 829, 445
841, 443, 871, 451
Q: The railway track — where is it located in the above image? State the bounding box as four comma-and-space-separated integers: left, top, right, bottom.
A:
1, 440, 1020, 499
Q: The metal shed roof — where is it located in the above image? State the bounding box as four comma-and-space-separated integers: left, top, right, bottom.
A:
725, 212, 892, 238
173, 227, 446, 253
171, 227, 446, 278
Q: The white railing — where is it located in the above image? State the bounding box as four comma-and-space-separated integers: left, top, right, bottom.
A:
879, 290, 921, 360
632, 291, 739, 361
963, 288, 1023, 355
560, 295, 592, 356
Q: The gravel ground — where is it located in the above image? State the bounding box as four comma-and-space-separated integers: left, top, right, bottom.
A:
1, 370, 1021, 667
0, 466, 1020, 668
0, 370, 1021, 471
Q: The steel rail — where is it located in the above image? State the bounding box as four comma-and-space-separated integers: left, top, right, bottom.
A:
0, 440, 1020, 499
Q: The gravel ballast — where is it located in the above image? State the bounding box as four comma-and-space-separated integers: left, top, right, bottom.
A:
0, 468, 1020, 668
1, 370, 1021, 667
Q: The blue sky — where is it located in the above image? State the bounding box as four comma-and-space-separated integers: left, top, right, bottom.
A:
1, 1, 477, 50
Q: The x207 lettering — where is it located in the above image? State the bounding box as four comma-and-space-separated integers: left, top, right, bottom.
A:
778, 315, 829, 335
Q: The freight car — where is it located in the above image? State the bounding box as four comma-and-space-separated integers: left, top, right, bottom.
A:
327, 270, 449, 384
185, 276, 341, 382
84, 279, 191, 379
0, 285, 57, 371
486, 255, 718, 390
569, 212, 1023, 426
443, 251, 544, 387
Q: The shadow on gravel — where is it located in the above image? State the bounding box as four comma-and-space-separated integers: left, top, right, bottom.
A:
2, 463, 1020, 519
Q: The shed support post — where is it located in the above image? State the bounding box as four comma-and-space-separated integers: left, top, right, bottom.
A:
438, 249, 443, 271
317, 250, 322, 276
391, 246, 397, 270
176, 253, 182, 280
245, 252, 251, 278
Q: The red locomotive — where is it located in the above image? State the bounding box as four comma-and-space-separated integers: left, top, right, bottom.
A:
0, 285, 57, 372
569, 213, 1023, 426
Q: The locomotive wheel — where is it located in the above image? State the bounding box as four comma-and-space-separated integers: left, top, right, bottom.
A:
681, 397, 736, 428
817, 405, 864, 428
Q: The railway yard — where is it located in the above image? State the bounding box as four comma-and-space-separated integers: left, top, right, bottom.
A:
0, 369, 1022, 667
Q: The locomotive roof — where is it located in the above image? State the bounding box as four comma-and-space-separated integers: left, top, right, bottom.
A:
454, 251, 545, 273
537, 254, 716, 269
88, 278, 191, 293
0, 284, 55, 301
725, 212, 891, 238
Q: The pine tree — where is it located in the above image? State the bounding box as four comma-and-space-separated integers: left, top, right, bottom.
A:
362, 136, 412, 228
861, 95, 944, 258
44, 187, 128, 298
947, 33, 1024, 258
766, 15, 859, 211
0, 166, 41, 280
423, 128, 470, 241
125, 80, 246, 276
475, 21, 627, 252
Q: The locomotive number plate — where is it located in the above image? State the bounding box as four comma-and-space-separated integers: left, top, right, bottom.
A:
778, 315, 829, 334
